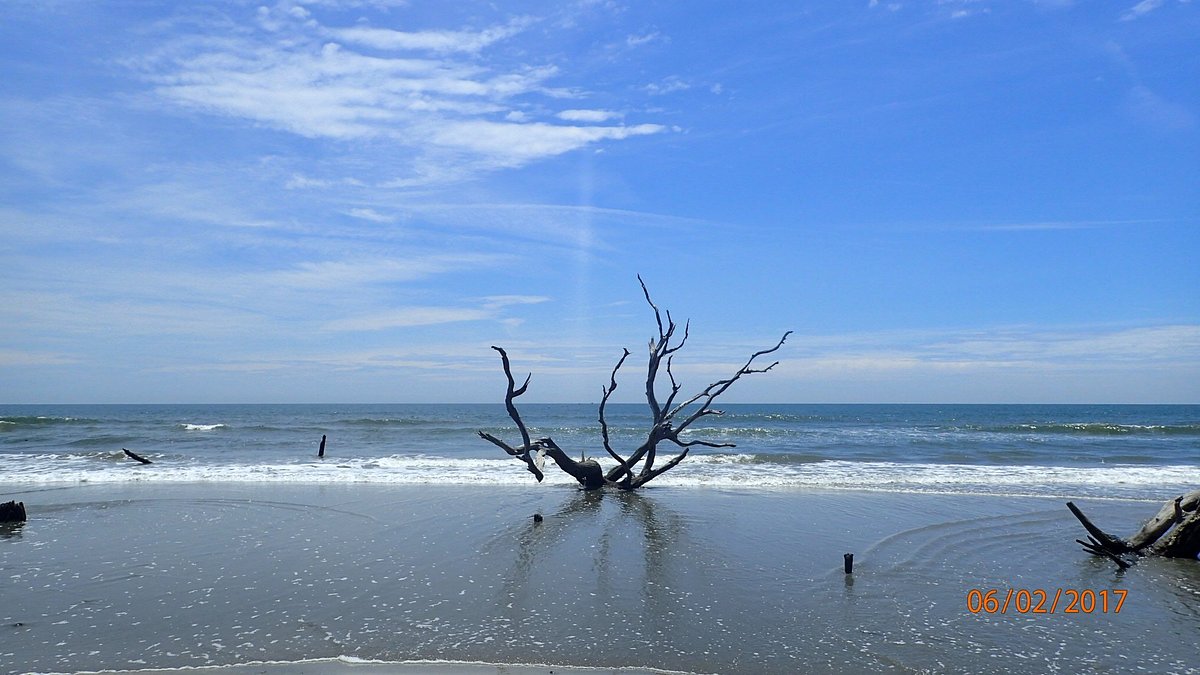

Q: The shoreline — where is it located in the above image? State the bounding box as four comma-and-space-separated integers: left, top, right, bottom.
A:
71, 656, 700, 675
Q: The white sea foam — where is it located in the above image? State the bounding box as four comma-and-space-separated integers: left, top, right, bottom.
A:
62, 656, 697, 674
180, 423, 225, 431
0, 451, 1193, 499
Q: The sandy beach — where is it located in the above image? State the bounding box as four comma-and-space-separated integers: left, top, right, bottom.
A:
2, 483, 1198, 674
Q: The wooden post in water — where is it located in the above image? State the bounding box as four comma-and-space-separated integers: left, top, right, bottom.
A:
843, 553, 854, 574
0, 501, 26, 523
318, 434, 327, 458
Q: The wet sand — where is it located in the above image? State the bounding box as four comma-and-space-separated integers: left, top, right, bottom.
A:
2, 483, 1197, 674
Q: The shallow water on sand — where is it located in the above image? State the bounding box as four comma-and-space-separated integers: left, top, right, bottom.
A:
1, 484, 1197, 674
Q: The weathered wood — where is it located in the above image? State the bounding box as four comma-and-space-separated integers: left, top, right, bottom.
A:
123, 448, 153, 465
1075, 538, 1133, 570
0, 500, 26, 523
480, 276, 789, 490
1128, 491, 1200, 552
477, 346, 545, 483
1155, 498, 1200, 559
1068, 489, 1200, 568
318, 434, 326, 458
1066, 501, 1131, 553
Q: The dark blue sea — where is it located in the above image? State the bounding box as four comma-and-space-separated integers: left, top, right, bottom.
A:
2, 403, 1196, 498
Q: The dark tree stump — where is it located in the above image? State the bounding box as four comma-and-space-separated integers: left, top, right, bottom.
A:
0, 501, 26, 523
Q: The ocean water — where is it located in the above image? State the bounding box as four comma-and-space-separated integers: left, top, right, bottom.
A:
1, 403, 1196, 499
3, 405, 1199, 674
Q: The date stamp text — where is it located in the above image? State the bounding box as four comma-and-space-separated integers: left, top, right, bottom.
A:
966, 588, 1127, 614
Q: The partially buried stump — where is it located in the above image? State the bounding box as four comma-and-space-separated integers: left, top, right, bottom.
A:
0, 501, 26, 523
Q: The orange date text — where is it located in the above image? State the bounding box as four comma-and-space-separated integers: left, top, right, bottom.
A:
965, 588, 1127, 614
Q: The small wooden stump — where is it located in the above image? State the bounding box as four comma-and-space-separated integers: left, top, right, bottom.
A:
0, 501, 26, 523
843, 553, 854, 574
318, 434, 327, 458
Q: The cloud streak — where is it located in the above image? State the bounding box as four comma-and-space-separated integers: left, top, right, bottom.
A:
329, 17, 536, 53
136, 7, 666, 183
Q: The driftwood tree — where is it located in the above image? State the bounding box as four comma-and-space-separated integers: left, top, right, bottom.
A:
1067, 489, 1200, 569
479, 277, 790, 490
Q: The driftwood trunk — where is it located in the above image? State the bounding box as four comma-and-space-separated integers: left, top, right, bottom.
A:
1068, 489, 1200, 569
480, 276, 790, 490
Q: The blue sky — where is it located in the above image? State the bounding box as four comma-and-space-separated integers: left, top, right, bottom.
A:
1, 0, 1197, 404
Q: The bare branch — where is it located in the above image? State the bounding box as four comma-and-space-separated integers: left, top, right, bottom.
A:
638, 274, 664, 339
670, 331, 792, 432
661, 354, 682, 413
477, 431, 522, 456
672, 437, 736, 449
490, 346, 543, 482
627, 445, 692, 490
1066, 501, 1131, 555
663, 319, 689, 356
1076, 539, 1133, 570
600, 349, 634, 474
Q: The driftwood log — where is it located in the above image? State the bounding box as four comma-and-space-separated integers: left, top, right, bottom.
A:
1068, 489, 1200, 569
123, 448, 153, 464
479, 276, 790, 490
1, 500, 27, 523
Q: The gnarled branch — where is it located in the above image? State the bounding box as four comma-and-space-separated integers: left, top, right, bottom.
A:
477, 346, 544, 482
1067, 489, 1200, 569
481, 277, 789, 491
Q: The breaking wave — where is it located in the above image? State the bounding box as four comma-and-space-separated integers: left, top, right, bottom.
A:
0, 451, 1192, 500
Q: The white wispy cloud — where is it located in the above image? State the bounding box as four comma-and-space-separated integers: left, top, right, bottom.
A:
324, 306, 494, 331
329, 17, 536, 53
296, 0, 411, 8
625, 32, 662, 47
0, 349, 80, 367
134, 7, 665, 183
965, 219, 1166, 231
322, 293, 552, 332
346, 207, 397, 223
428, 120, 665, 166
259, 254, 506, 289
481, 295, 551, 309
1124, 85, 1196, 131
642, 75, 690, 95
557, 108, 623, 122
785, 325, 1200, 373
1121, 0, 1164, 20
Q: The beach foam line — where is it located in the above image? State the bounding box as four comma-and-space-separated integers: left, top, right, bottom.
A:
2, 452, 1195, 499
59, 656, 706, 675
180, 423, 226, 431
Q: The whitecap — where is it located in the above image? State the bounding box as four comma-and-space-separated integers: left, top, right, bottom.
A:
180, 423, 226, 432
